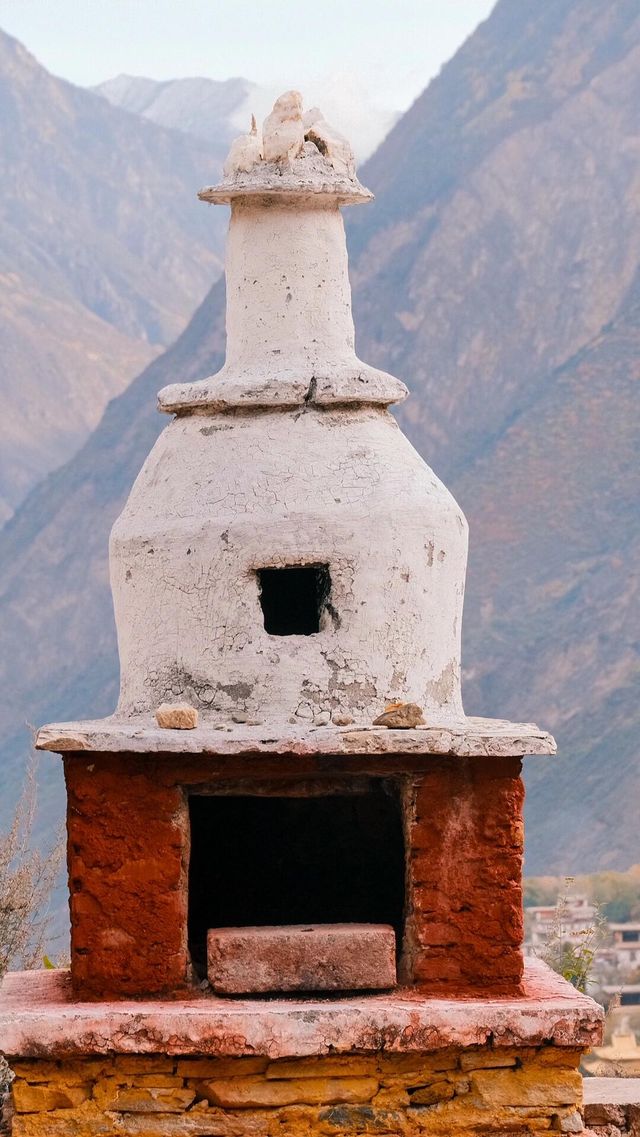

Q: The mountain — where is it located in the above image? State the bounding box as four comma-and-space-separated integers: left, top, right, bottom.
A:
1, 0, 639, 874
0, 29, 225, 523
94, 72, 399, 163
347, 0, 640, 870
94, 73, 249, 149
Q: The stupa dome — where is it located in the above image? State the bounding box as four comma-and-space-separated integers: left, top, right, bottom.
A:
109, 93, 468, 726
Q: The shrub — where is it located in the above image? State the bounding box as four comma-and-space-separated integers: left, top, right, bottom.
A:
535, 877, 607, 994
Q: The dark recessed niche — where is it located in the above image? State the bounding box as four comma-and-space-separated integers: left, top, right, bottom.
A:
187, 785, 405, 976
257, 564, 331, 635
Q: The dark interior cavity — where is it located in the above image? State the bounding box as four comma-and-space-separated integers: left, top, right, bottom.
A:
257, 564, 331, 635
187, 785, 405, 975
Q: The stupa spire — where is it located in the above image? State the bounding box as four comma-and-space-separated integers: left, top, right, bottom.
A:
158, 91, 406, 414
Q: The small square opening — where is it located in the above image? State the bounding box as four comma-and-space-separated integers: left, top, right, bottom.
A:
187, 784, 405, 976
257, 564, 331, 635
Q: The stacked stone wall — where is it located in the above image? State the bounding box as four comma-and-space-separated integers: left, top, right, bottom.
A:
9, 1045, 583, 1136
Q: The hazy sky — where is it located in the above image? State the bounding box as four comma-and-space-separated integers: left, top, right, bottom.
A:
0, 0, 495, 110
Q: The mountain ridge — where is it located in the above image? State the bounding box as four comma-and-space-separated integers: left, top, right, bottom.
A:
94, 72, 400, 164
0, 27, 226, 522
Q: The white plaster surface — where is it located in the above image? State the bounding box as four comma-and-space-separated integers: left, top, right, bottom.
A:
160, 195, 404, 411
303, 106, 356, 178
0, 961, 603, 1059
35, 715, 556, 756
222, 114, 262, 177
583, 1078, 640, 1105
109, 406, 468, 724
95, 94, 473, 728
163, 93, 398, 412
262, 90, 305, 165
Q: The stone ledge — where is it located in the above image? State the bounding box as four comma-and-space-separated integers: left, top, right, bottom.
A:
583, 1075, 640, 1105
0, 961, 601, 1060
34, 714, 556, 758
583, 1077, 640, 1135
157, 363, 408, 412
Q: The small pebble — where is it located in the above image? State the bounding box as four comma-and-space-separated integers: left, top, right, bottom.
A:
296, 703, 314, 720
373, 702, 425, 729
332, 712, 354, 726
155, 703, 198, 730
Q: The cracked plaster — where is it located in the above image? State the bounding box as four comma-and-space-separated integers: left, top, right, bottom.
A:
0, 961, 603, 1059
110, 406, 468, 725
94, 93, 477, 730
40, 91, 553, 753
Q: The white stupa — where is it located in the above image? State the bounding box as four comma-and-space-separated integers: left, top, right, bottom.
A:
37, 92, 553, 755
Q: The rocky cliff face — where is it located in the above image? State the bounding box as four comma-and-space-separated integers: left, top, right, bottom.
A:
1, 0, 639, 872
0, 30, 225, 523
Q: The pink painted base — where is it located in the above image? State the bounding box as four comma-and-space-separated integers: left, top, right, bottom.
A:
0, 960, 602, 1060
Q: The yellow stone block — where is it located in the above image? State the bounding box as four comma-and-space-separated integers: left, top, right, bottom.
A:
11, 1103, 112, 1137
266, 1055, 378, 1079
409, 1079, 456, 1105
11, 1058, 109, 1083
528, 1047, 583, 1069
176, 1056, 269, 1078
470, 1066, 582, 1108
404, 1099, 556, 1134
114, 1055, 176, 1074
12, 1081, 91, 1113
459, 1048, 518, 1071
12, 1118, 95, 1137
100, 1074, 184, 1090
95, 1083, 196, 1113
9, 1061, 62, 1083
378, 1050, 459, 1075
503, 1047, 582, 1069
371, 1085, 411, 1108
377, 1061, 459, 1092
203, 1074, 380, 1108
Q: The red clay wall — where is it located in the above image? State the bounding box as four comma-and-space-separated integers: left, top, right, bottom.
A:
64, 752, 524, 1000
403, 756, 524, 996
65, 760, 189, 998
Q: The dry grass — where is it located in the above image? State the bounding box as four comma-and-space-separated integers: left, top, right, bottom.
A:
0, 756, 64, 978
1, 756, 64, 1131
534, 876, 607, 994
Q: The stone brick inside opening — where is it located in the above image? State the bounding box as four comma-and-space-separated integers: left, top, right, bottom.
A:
257, 564, 331, 635
187, 784, 405, 976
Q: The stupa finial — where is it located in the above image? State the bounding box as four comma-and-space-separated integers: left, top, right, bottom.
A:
262, 89, 304, 164
203, 90, 367, 205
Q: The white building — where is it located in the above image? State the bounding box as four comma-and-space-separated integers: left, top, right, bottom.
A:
526, 894, 599, 952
